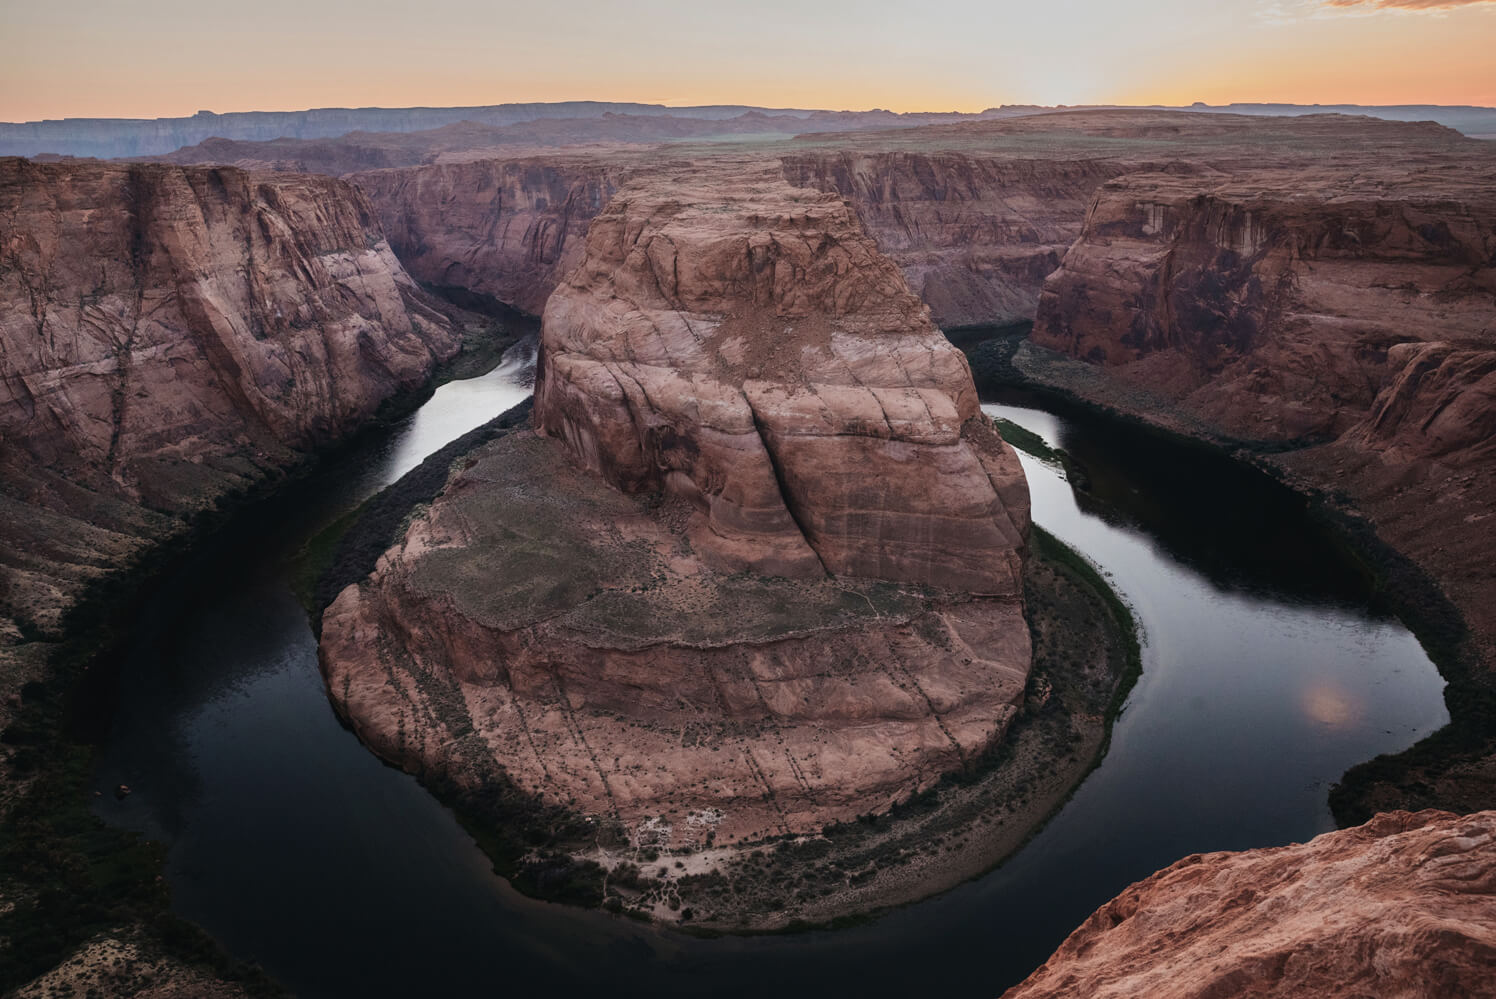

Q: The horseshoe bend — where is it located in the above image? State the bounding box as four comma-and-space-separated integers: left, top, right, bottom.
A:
3, 82, 1496, 998
317, 163, 1039, 867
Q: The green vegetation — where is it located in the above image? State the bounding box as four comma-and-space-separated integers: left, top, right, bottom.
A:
1029, 525, 1143, 717
991, 417, 1060, 463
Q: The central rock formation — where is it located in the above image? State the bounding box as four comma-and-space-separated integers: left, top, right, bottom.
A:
319, 165, 1031, 846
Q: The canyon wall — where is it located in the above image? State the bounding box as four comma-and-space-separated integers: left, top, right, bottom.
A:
0, 157, 460, 648
349, 150, 1123, 333
319, 165, 1033, 845
1028, 165, 1496, 667
1031, 170, 1496, 446
350, 159, 619, 316
781, 152, 1127, 328
1004, 809, 1496, 999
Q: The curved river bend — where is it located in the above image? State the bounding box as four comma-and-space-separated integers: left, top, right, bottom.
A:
89, 345, 1447, 997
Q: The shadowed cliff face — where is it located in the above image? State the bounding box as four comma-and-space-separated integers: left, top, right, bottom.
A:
0, 158, 460, 646
1026, 162, 1496, 669
535, 166, 1030, 592
350, 159, 619, 316
780, 152, 1129, 328
1003, 810, 1496, 999
319, 165, 1033, 847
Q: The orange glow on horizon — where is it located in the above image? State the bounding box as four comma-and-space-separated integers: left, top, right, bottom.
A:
3, 0, 1494, 123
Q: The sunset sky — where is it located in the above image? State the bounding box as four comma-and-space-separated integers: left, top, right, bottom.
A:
3, 0, 1494, 121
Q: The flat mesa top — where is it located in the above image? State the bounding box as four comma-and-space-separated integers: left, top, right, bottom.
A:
407, 430, 945, 648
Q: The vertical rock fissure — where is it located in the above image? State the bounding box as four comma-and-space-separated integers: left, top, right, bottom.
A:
744, 392, 831, 578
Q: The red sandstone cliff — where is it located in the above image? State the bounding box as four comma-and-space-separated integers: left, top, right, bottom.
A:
349, 158, 619, 315
781, 152, 1126, 328
0, 157, 460, 647
1031, 169, 1496, 444
1027, 161, 1496, 668
1003, 810, 1496, 999
319, 164, 1032, 847
534, 165, 1029, 591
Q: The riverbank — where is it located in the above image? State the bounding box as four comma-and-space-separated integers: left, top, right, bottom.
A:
963, 332, 1493, 826
0, 312, 529, 996
633, 526, 1139, 932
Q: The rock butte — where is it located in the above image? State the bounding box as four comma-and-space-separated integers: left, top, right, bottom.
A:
0, 158, 458, 674
1003, 809, 1496, 999
318, 163, 1032, 844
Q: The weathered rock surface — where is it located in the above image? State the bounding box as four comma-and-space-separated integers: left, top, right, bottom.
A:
784, 112, 1480, 332
0, 156, 459, 656
534, 166, 1029, 592
1031, 168, 1496, 445
781, 153, 1124, 328
1004, 809, 1496, 999
323, 111, 1474, 340
319, 164, 1032, 845
351, 158, 619, 315
1027, 155, 1496, 668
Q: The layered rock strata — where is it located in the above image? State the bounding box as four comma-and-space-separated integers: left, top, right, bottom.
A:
350, 159, 620, 315
1004, 809, 1496, 999
0, 157, 459, 665
1028, 161, 1496, 666
319, 166, 1032, 845
781, 153, 1125, 328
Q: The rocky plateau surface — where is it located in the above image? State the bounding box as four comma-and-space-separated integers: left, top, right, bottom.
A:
319, 163, 1033, 846
0, 157, 460, 723
1004, 809, 1496, 999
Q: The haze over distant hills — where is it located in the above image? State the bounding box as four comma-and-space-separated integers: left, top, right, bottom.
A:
3, 99, 1494, 159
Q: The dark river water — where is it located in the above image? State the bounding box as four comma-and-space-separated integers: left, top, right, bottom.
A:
89, 346, 1448, 998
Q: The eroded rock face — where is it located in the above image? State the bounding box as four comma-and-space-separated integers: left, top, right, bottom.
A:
1027, 160, 1496, 669
319, 165, 1032, 845
535, 166, 1028, 593
1031, 169, 1496, 445
0, 157, 459, 642
1004, 810, 1496, 999
351, 159, 618, 315
781, 152, 1126, 328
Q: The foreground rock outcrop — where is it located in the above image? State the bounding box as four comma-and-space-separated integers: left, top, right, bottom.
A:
0, 157, 459, 693
1004, 809, 1496, 999
319, 164, 1032, 847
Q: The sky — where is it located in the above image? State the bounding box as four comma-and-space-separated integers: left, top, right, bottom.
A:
2, 0, 1494, 121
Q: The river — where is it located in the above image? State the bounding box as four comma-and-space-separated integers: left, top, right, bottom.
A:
88, 345, 1448, 997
